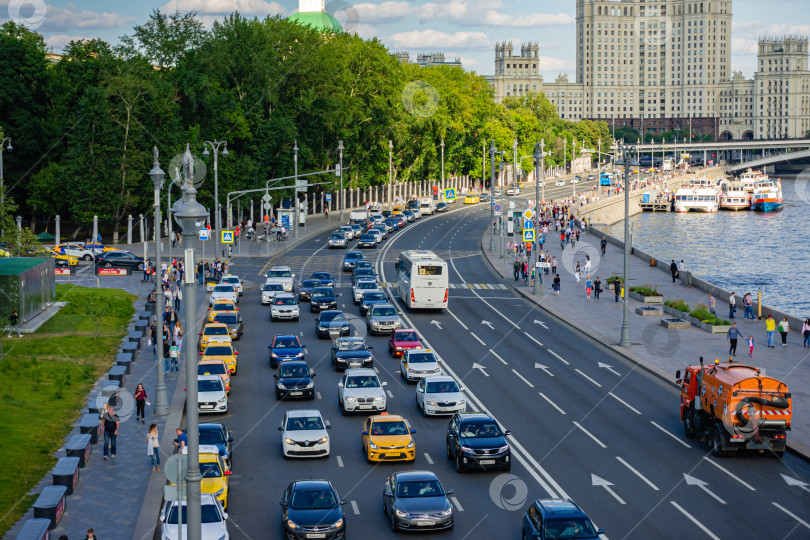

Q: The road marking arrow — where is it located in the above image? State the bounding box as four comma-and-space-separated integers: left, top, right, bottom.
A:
683, 474, 726, 504
598, 362, 621, 376
533, 320, 549, 329
481, 320, 494, 329
534, 363, 554, 377
591, 474, 626, 504
471, 363, 489, 377
430, 320, 443, 330
781, 474, 810, 493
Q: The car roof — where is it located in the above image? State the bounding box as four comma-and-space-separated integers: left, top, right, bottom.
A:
370, 414, 405, 423
371, 303, 395, 310
422, 375, 456, 384
356, 279, 377, 285
535, 499, 587, 518
457, 412, 495, 423
339, 336, 364, 343
199, 358, 228, 365
278, 360, 308, 367
274, 292, 295, 299
269, 265, 291, 271
319, 310, 343, 315
345, 251, 363, 257
345, 367, 377, 376
286, 409, 322, 418
292, 480, 333, 491
197, 375, 222, 382
394, 470, 439, 482
199, 423, 226, 431
273, 334, 300, 343
204, 323, 229, 329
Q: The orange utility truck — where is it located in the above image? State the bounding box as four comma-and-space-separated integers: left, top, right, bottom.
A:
676, 357, 791, 457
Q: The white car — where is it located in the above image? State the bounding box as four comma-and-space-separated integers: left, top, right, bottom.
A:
220, 275, 242, 296
537, 180, 544, 187
210, 284, 238, 305
555, 172, 562, 178
271, 292, 300, 321
416, 375, 466, 416
197, 375, 228, 414
555, 179, 565, 187
493, 189, 502, 197
368, 229, 383, 243
328, 232, 348, 249
400, 348, 441, 383
266, 266, 295, 292
571, 177, 580, 184
279, 409, 331, 458
338, 225, 355, 240
160, 494, 229, 540
353, 279, 380, 304
53, 243, 95, 261
261, 283, 284, 305
338, 368, 387, 415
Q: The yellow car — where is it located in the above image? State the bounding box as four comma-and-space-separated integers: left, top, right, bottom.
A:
464, 194, 479, 204
177, 446, 230, 510
201, 342, 239, 375
198, 358, 232, 394
35, 250, 79, 266
361, 415, 416, 463
392, 206, 404, 215
208, 300, 238, 322
199, 323, 232, 351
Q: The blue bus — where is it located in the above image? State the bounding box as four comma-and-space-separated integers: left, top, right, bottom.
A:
599, 172, 616, 186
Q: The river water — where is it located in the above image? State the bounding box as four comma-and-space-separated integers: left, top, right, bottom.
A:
609, 179, 810, 317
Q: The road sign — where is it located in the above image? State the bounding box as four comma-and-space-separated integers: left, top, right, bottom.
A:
537, 262, 551, 268
264, 202, 272, 211
523, 229, 535, 242
221, 231, 234, 244
326, 194, 332, 202
524, 209, 535, 220
262, 193, 272, 203
444, 188, 456, 201
524, 220, 533, 231
199, 229, 209, 241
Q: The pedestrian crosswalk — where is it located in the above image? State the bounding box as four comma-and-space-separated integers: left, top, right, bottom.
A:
329, 282, 508, 290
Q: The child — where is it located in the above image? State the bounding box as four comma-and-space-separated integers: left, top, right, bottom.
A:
747, 336, 755, 358
169, 344, 179, 374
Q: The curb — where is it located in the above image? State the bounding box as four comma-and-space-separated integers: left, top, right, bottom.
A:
478, 234, 810, 463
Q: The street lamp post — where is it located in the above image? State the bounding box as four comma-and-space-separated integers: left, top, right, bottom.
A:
512, 139, 518, 187
540, 139, 546, 203
617, 143, 637, 348
148, 148, 169, 417
294, 140, 299, 240
440, 138, 445, 193
202, 140, 228, 259
499, 151, 506, 260
533, 142, 542, 295
0, 137, 12, 206
338, 141, 345, 222
488, 141, 496, 250
388, 140, 393, 210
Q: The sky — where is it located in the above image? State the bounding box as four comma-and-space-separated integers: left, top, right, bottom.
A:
2, 0, 810, 80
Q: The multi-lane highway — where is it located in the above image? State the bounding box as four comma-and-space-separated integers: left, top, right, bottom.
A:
212, 190, 810, 539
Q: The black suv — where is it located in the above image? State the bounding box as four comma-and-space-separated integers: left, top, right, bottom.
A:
274, 360, 315, 400
310, 287, 338, 312
446, 412, 511, 472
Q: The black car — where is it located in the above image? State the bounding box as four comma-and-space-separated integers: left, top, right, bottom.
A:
298, 279, 322, 302
212, 312, 243, 340
436, 202, 449, 212
281, 480, 347, 539
315, 310, 351, 339
95, 250, 145, 270
274, 360, 315, 400
357, 233, 377, 248
310, 271, 334, 287
310, 287, 338, 313
342, 251, 364, 271
352, 267, 375, 284
359, 291, 388, 316
446, 412, 511, 472
383, 470, 454, 532
199, 423, 234, 467
331, 337, 373, 371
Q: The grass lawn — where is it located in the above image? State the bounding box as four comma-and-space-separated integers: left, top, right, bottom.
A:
0, 284, 135, 536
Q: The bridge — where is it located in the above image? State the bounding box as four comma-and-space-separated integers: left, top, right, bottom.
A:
628, 139, 810, 172
636, 139, 810, 153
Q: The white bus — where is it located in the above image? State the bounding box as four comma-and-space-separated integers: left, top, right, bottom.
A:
395, 250, 448, 309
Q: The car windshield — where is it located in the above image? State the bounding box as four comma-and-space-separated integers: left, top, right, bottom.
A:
279, 365, 309, 378
222, 277, 239, 284
345, 375, 379, 389
274, 297, 296, 306
166, 504, 221, 524
198, 379, 224, 392
356, 260, 372, 268
346, 253, 362, 260
372, 307, 397, 317
200, 462, 222, 478
330, 234, 344, 240
312, 288, 334, 299
313, 273, 331, 280
320, 313, 346, 323
198, 364, 227, 375
212, 303, 234, 311
286, 416, 324, 431
357, 282, 376, 290
426, 381, 459, 393
396, 480, 444, 498
338, 340, 366, 351
199, 429, 225, 444
213, 285, 234, 293
205, 326, 228, 336
460, 421, 502, 438
364, 293, 386, 302
301, 280, 321, 289
290, 489, 337, 510
204, 346, 233, 356
214, 315, 238, 325
355, 270, 374, 278
360, 234, 374, 240
544, 518, 598, 539
263, 284, 283, 291
273, 337, 300, 349
370, 421, 408, 436
394, 331, 418, 342
407, 352, 435, 363
267, 270, 292, 278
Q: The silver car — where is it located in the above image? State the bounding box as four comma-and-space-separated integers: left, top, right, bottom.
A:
197, 375, 228, 414
210, 284, 238, 305
338, 368, 387, 415
270, 292, 300, 321
366, 303, 402, 335
220, 275, 243, 295
266, 266, 295, 292
400, 349, 441, 383
279, 409, 330, 458
328, 232, 348, 249
338, 225, 355, 240
353, 279, 380, 304
160, 495, 229, 540
261, 283, 285, 305
416, 375, 466, 416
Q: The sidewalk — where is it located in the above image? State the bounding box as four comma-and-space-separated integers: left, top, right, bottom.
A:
480, 225, 810, 459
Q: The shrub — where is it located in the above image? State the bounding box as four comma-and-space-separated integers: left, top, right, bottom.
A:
665, 299, 690, 312
607, 275, 623, 284
689, 303, 731, 326
630, 284, 659, 296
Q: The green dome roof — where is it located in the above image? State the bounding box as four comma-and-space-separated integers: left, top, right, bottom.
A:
288, 11, 343, 33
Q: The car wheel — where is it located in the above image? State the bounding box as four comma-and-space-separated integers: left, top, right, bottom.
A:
275, 389, 281, 400
455, 453, 464, 472
83, 254, 93, 261
683, 413, 697, 439
390, 510, 398, 532
446, 443, 452, 459
137, 263, 144, 270
711, 425, 727, 458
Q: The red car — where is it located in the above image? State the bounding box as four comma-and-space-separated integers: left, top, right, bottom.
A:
388, 329, 422, 357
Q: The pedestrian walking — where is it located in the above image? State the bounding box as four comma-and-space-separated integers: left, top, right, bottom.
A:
727, 323, 743, 356
522, 261, 529, 282
728, 293, 736, 319
171, 230, 177, 248
747, 336, 756, 357
173, 320, 183, 351
765, 314, 776, 348
669, 260, 678, 283
147, 424, 161, 472
708, 294, 716, 315
174, 285, 182, 312
600, 237, 607, 256
551, 256, 558, 276
803, 318, 810, 348
197, 261, 204, 285
614, 277, 622, 302
134, 383, 149, 424
102, 406, 119, 459
593, 277, 602, 300
778, 317, 790, 347
7, 309, 21, 338
553, 274, 561, 295
530, 267, 536, 288
143, 260, 151, 282
743, 293, 754, 320
149, 316, 157, 358
169, 344, 179, 373
84, 529, 97, 540
585, 277, 592, 299
513, 259, 520, 281
575, 261, 581, 284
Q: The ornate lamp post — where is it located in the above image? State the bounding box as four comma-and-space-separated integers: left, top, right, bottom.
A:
338, 141, 345, 222
148, 149, 169, 416
617, 142, 639, 348
202, 140, 228, 258
0, 136, 12, 206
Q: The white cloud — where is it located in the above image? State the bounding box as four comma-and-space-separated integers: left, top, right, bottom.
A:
352, 23, 378, 40
419, 0, 574, 28
35, 4, 136, 31
731, 37, 758, 56
45, 34, 88, 51
388, 29, 490, 49
732, 21, 810, 36
539, 56, 574, 72
354, 1, 411, 24
160, 0, 285, 16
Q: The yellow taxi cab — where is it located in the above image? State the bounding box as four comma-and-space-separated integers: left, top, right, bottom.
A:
197, 358, 232, 394
178, 445, 231, 510
361, 414, 416, 463
464, 194, 479, 204
208, 300, 238, 322
35, 250, 79, 266
201, 342, 239, 375
518, 181, 524, 189
199, 323, 232, 351
392, 206, 404, 215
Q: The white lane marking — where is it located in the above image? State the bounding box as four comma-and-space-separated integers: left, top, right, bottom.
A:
473, 283, 482, 289
539, 393, 566, 415
650, 421, 692, 449
386, 389, 394, 398
608, 392, 641, 415
337, 456, 344, 468
351, 500, 360, 515
373, 366, 380, 374
670, 501, 721, 540
702, 457, 756, 491
598, 362, 621, 376
591, 474, 625, 505
616, 456, 659, 491
450, 496, 464, 512
497, 283, 507, 290
573, 421, 607, 448
446, 309, 470, 330
445, 256, 519, 329
575, 368, 603, 388
424, 452, 434, 465
449, 283, 457, 289
683, 473, 726, 504
489, 349, 508, 365
512, 369, 535, 388
316, 392, 322, 400
547, 349, 570, 365
523, 332, 544, 347
772, 502, 810, 530
470, 332, 486, 346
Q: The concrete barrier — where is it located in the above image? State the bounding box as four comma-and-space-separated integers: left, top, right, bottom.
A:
52, 456, 80, 496
32, 486, 67, 530
14, 518, 51, 540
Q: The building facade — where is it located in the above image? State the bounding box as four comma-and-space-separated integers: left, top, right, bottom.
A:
485, 42, 543, 102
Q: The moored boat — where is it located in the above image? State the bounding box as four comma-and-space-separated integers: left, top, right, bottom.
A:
673, 187, 720, 213
738, 169, 768, 194
751, 179, 784, 212
720, 181, 751, 211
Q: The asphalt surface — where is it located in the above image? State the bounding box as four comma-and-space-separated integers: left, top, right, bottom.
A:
207, 184, 810, 540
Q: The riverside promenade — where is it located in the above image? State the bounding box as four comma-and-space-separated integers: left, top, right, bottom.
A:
481, 219, 810, 459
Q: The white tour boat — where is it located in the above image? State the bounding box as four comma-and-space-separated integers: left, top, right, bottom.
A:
719, 181, 751, 211
673, 187, 720, 213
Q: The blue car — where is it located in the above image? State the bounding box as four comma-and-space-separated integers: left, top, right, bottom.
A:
198, 423, 234, 468
310, 271, 334, 287
269, 334, 306, 368
522, 499, 604, 540
359, 291, 389, 316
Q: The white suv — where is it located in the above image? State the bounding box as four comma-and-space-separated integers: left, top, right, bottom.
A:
338, 368, 387, 415
270, 292, 300, 321
266, 266, 295, 292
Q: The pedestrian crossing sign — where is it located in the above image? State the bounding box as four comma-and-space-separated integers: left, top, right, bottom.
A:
445, 188, 456, 201
221, 231, 234, 244
523, 229, 535, 242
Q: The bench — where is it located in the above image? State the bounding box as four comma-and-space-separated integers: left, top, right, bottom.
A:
32, 485, 67, 529
52, 456, 80, 495
79, 413, 101, 444
14, 518, 52, 539
127, 330, 144, 348
116, 352, 133, 374
65, 433, 92, 468
120, 341, 138, 361
108, 366, 127, 388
